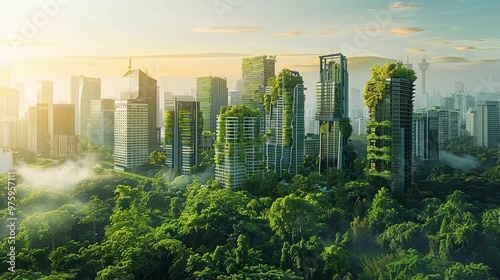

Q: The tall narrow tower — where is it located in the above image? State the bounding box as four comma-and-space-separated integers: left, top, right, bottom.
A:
315, 53, 349, 172
418, 58, 429, 109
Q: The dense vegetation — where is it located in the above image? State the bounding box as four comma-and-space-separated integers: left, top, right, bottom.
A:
0, 137, 499, 279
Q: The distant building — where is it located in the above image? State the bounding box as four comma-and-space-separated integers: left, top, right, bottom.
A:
164, 99, 202, 175
28, 104, 50, 156
351, 117, 367, 136
476, 100, 500, 148
316, 54, 349, 171
264, 69, 305, 177
70, 76, 101, 137
114, 100, 149, 170
37, 81, 53, 107
427, 107, 460, 150
196, 76, 228, 133
50, 104, 77, 158
215, 105, 263, 188
465, 108, 476, 138
304, 134, 320, 160
242, 55, 276, 109
90, 99, 115, 148
228, 90, 242, 106
412, 110, 439, 161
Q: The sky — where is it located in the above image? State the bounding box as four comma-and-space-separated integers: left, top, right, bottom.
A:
0, 0, 499, 108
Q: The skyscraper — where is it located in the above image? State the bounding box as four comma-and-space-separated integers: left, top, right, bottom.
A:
50, 104, 77, 158
0, 86, 19, 121
215, 105, 263, 188
365, 62, 416, 191
476, 101, 500, 148
37, 81, 53, 107
242, 55, 276, 109
264, 69, 305, 176
412, 110, 439, 161
70, 76, 101, 137
164, 99, 202, 175
427, 107, 460, 150
316, 54, 349, 172
196, 76, 228, 133
90, 99, 115, 148
121, 65, 159, 151
28, 104, 50, 156
114, 100, 149, 170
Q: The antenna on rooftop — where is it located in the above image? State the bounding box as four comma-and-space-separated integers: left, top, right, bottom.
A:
128, 56, 132, 71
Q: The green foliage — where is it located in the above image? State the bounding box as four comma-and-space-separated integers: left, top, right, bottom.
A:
148, 150, 166, 167
164, 110, 174, 144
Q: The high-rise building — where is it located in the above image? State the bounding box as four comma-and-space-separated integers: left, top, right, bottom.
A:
425, 107, 460, 150
365, 63, 416, 191
0, 86, 19, 121
412, 110, 439, 161
465, 108, 476, 138
90, 99, 115, 148
164, 99, 202, 175
70, 76, 101, 137
215, 105, 263, 188
14, 83, 27, 117
37, 81, 53, 107
0, 149, 13, 174
264, 69, 305, 176
121, 65, 159, 151
242, 55, 276, 109
476, 101, 500, 148
50, 104, 77, 158
28, 104, 50, 156
114, 100, 149, 170
196, 76, 228, 133
316, 54, 349, 172
304, 134, 320, 160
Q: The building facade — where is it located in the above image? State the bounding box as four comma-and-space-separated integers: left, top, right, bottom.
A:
50, 104, 77, 158
264, 69, 305, 177
196, 76, 228, 133
70, 76, 101, 137
316, 54, 349, 171
242, 55, 276, 109
90, 99, 115, 148
476, 100, 500, 148
215, 105, 263, 188
164, 99, 202, 175
28, 104, 50, 156
113, 100, 149, 170
37, 81, 53, 106
365, 64, 416, 191
121, 68, 160, 152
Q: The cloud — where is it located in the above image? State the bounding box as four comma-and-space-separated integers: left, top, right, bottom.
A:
450, 46, 475, 50
188, 26, 264, 34
405, 47, 427, 53
422, 39, 450, 45
389, 27, 424, 35
0, 39, 62, 47
432, 56, 469, 63
355, 27, 383, 33
451, 26, 465, 31
390, 2, 422, 9
273, 30, 304, 37
474, 58, 500, 63
315, 29, 339, 36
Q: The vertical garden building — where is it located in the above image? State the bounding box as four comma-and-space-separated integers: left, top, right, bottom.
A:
315, 54, 349, 172
215, 105, 263, 188
164, 99, 203, 175
364, 62, 416, 191
264, 69, 305, 177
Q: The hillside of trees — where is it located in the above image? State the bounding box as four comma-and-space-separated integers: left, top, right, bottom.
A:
0, 137, 499, 279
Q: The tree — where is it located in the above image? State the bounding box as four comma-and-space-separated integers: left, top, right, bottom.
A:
268, 194, 319, 243
149, 150, 166, 168
320, 245, 350, 279
365, 187, 403, 234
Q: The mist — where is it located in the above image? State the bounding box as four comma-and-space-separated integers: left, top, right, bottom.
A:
439, 151, 481, 170
16, 156, 97, 189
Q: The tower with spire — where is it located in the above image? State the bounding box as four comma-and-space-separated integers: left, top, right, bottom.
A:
418, 57, 430, 109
